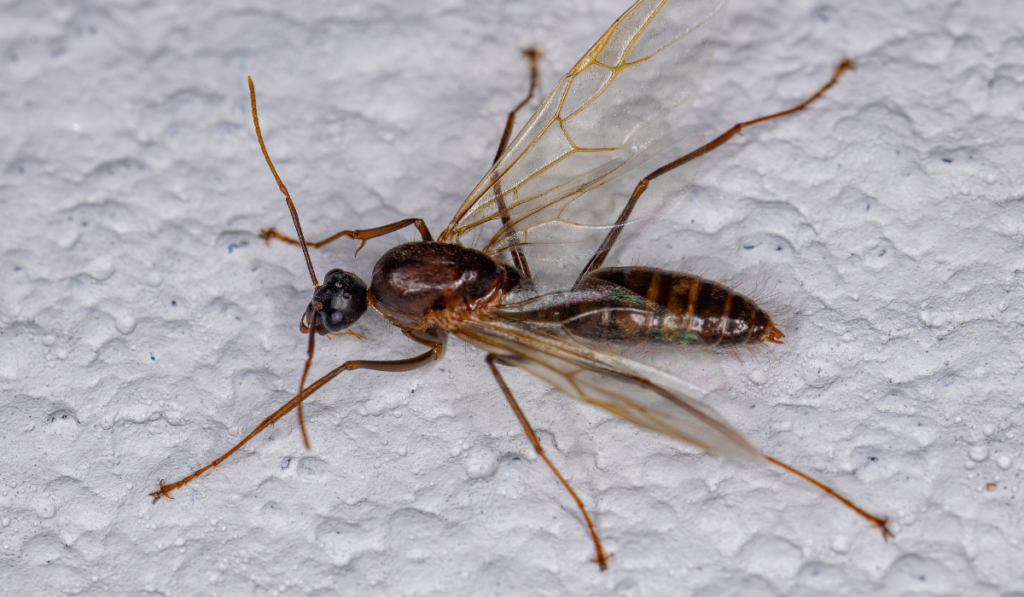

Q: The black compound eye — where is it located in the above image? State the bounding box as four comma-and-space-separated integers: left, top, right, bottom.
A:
310, 269, 368, 333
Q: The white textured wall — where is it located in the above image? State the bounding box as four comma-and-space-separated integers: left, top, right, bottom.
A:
2, 0, 1023, 595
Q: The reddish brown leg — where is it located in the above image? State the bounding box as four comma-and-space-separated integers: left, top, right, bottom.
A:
493, 48, 541, 163
763, 454, 893, 539
486, 354, 609, 571
576, 60, 855, 284
151, 330, 444, 502
261, 217, 433, 256
491, 48, 540, 279
328, 329, 367, 340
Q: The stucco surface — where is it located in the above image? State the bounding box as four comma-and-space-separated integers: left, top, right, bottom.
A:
1, 0, 1023, 595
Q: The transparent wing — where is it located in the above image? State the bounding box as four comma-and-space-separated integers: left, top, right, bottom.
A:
439, 0, 728, 270
453, 314, 759, 461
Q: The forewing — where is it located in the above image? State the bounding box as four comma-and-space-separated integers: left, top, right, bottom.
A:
454, 316, 759, 461
440, 0, 727, 269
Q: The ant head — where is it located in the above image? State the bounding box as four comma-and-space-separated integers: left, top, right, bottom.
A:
301, 269, 368, 335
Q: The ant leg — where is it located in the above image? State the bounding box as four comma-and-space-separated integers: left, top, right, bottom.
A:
492, 48, 541, 164
261, 217, 433, 256
763, 454, 893, 540
490, 48, 540, 279
486, 354, 609, 571
575, 60, 855, 285
150, 330, 444, 503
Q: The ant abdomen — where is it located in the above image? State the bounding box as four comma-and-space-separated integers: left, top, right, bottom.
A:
568, 266, 784, 348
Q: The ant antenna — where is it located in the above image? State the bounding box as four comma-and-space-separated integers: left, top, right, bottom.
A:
248, 76, 319, 289
249, 76, 319, 449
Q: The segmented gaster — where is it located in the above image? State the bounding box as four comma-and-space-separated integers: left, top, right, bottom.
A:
583, 266, 783, 346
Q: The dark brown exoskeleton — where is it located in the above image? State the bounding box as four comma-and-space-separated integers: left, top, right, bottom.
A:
151, 0, 892, 571
369, 242, 513, 330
